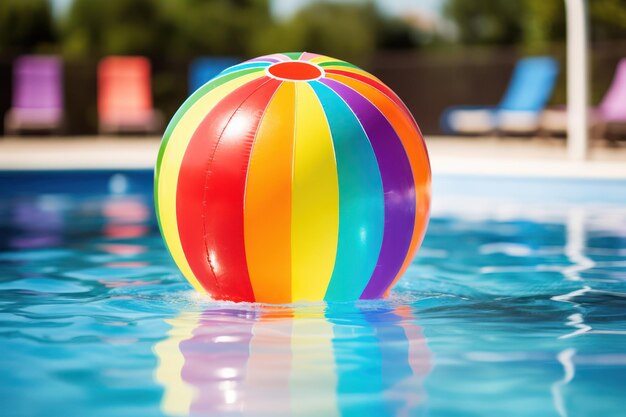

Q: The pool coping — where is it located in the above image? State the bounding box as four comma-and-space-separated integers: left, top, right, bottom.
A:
1, 135, 626, 180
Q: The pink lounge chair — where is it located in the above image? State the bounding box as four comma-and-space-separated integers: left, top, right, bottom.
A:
98, 56, 162, 134
4, 56, 64, 134
541, 58, 626, 138
596, 58, 626, 132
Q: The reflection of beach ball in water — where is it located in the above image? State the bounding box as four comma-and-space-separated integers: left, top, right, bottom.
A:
155, 52, 431, 303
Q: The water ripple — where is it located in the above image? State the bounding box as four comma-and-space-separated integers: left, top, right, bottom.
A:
0, 194, 625, 417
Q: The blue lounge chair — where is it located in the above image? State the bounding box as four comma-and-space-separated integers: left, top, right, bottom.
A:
189, 57, 240, 95
441, 57, 560, 135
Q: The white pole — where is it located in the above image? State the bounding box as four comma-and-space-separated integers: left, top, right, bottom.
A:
565, 0, 590, 161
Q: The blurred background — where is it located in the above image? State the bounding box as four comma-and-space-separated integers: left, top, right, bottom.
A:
0, 0, 624, 137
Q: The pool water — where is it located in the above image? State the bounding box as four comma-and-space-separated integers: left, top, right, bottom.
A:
1, 172, 625, 417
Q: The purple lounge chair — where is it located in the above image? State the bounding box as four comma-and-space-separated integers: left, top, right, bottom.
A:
4, 56, 64, 134
541, 58, 626, 138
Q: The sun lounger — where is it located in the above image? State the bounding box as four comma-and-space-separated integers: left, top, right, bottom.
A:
442, 57, 559, 135
189, 57, 239, 95
98, 56, 162, 134
4, 55, 64, 134
541, 58, 626, 139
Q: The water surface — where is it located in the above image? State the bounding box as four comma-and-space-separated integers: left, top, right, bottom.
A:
0, 173, 625, 417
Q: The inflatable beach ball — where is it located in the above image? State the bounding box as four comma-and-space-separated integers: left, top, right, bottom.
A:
155, 52, 431, 303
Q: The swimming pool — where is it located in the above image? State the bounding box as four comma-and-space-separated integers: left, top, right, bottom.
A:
1, 170, 625, 417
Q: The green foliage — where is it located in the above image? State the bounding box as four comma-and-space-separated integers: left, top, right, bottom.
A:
590, 0, 626, 40
2, 0, 626, 60
376, 17, 425, 50
523, 0, 565, 50
250, 2, 378, 62
0, 0, 56, 54
162, 0, 272, 59
58, 0, 418, 62
250, 1, 424, 64
443, 0, 525, 46
444, 0, 626, 47
62, 0, 169, 57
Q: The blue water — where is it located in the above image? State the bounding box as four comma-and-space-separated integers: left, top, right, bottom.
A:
1, 171, 625, 417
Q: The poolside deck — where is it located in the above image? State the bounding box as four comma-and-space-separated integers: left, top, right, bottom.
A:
1, 136, 625, 179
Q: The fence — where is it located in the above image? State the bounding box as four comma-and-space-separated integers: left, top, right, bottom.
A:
0, 41, 625, 136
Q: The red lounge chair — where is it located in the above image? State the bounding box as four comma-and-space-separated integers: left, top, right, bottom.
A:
98, 56, 162, 134
4, 55, 64, 134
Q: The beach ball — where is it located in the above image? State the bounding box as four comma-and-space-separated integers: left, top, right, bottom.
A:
155, 52, 431, 303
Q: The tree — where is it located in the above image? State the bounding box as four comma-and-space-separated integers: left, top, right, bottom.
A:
62, 0, 169, 57
250, 2, 377, 62
444, 0, 626, 47
0, 0, 56, 54
249, 2, 420, 63
523, 0, 565, 50
59, 0, 421, 62
590, 0, 626, 41
162, 0, 272, 59
443, 0, 525, 46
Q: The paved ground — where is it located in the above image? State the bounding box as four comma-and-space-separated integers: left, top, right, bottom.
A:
1, 135, 625, 179
426, 136, 626, 179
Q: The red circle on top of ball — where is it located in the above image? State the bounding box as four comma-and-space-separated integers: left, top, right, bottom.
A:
267, 61, 323, 81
